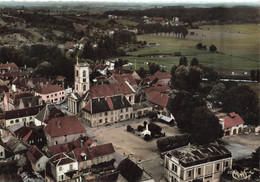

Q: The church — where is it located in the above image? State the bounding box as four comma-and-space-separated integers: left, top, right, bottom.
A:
68, 61, 153, 127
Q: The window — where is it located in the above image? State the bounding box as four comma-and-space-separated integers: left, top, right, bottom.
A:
10, 120, 14, 124
76, 70, 79, 77
111, 111, 113, 115
83, 85, 86, 91
69, 164, 73, 170
225, 161, 229, 167
198, 168, 201, 175
56, 141, 58, 145
105, 112, 108, 116
126, 114, 129, 119
47, 96, 49, 98
0, 152, 3, 156
15, 119, 19, 123
216, 163, 220, 171
99, 119, 102, 123
59, 166, 62, 171
129, 96, 132, 102
83, 78, 86, 83
188, 171, 192, 177
126, 108, 129, 112
172, 163, 177, 173
120, 115, 123, 120
29, 117, 33, 120
38, 164, 40, 168
105, 118, 108, 123
51, 95, 53, 97
83, 70, 86, 77
121, 109, 123, 113
55, 94, 57, 96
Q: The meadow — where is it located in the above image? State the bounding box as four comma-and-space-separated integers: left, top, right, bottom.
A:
122, 24, 260, 73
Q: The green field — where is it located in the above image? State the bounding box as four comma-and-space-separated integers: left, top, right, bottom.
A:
122, 24, 260, 73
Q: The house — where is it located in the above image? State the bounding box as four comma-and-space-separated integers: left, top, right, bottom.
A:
117, 158, 154, 182
132, 101, 153, 118
150, 17, 164, 24
47, 153, 78, 181
164, 144, 232, 182
3, 92, 33, 111
26, 145, 49, 172
108, 73, 138, 88
111, 67, 140, 80
47, 136, 95, 156
5, 137, 28, 157
146, 71, 172, 86
72, 143, 115, 171
81, 95, 133, 127
0, 62, 19, 74
0, 105, 44, 127
14, 125, 45, 149
35, 85, 65, 104
147, 91, 171, 116
0, 140, 14, 162
18, 96, 44, 109
219, 112, 245, 137
34, 104, 65, 126
44, 116, 86, 146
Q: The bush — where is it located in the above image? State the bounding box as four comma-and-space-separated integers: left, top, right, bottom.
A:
144, 134, 151, 141
127, 125, 133, 132
147, 111, 157, 119
148, 123, 162, 135
156, 134, 191, 152
209, 45, 217, 52
173, 52, 182, 56
137, 125, 144, 132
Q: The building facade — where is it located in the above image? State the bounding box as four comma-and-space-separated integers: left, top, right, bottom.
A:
74, 62, 90, 96
164, 145, 232, 182
35, 85, 65, 104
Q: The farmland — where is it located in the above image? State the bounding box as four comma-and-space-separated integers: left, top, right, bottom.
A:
122, 24, 260, 73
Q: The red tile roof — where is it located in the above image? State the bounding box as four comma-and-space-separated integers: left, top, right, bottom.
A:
0, 173, 22, 181
73, 143, 115, 162
26, 145, 44, 164
0, 63, 19, 71
35, 85, 65, 95
10, 92, 33, 105
14, 125, 43, 142
148, 71, 172, 82
112, 74, 137, 86
48, 136, 95, 156
143, 85, 171, 95
222, 112, 245, 129
50, 153, 76, 166
151, 17, 164, 21
44, 116, 86, 137
147, 91, 170, 108
85, 82, 134, 99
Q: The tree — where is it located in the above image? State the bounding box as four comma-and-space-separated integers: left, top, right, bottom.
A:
250, 69, 256, 81
222, 85, 259, 125
149, 63, 160, 75
187, 67, 202, 90
190, 106, 224, 144
252, 146, 260, 168
144, 134, 152, 141
148, 123, 162, 135
209, 45, 217, 52
179, 56, 188, 66
137, 125, 144, 132
127, 125, 133, 132
203, 66, 219, 82
137, 67, 148, 78
190, 57, 199, 67
143, 121, 147, 128
147, 111, 157, 119
209, 83, 226, 101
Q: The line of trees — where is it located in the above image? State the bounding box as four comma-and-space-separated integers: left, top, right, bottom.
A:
137, 24, 188, 38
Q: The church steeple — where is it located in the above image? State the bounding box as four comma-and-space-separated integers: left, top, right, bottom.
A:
74, 60, 90, 96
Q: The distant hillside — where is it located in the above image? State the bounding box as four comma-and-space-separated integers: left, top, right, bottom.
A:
105, 6, 260, 24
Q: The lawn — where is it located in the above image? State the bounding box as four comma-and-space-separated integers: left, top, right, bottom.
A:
123, 24, 260, 72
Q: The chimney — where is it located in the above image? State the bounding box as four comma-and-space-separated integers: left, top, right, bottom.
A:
57, 121, 61, 128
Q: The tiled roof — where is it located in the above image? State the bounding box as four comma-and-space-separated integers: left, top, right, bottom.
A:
95, 64, 108, 70
35, 85, 65, 94
44, 116, 86, 137
85, 82, 134, 99
20, 96, 42, 108
14, 125, 43, 142
82, 95, 132, 114
147, 91, 170, 108
0, 63, 19, 71
112, 74, 137, 86
147, 71, 172, 82
73, 143, 115, 162
48, 136, 95, 156
35, 104, 64, 124
110, 67, 134, 75
10, 92, 33, 105
26, 145, 44, 164
50, 153, 76, 166
0, 173, 22, 181
222, 112, 245, 129
143, 85, 171, 95
4, 105, 45, 120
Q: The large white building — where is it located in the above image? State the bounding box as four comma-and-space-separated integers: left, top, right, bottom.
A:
164, 145, 232, 182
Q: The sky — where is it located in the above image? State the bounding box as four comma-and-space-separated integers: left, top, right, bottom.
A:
0, 0, 259, 3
